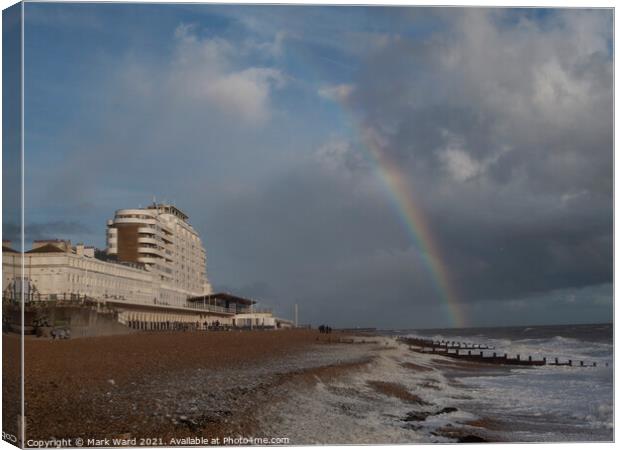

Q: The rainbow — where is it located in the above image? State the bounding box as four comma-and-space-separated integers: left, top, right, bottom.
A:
362, 129, 467, 328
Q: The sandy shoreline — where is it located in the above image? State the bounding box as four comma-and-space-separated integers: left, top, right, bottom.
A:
3, 330, 505, 445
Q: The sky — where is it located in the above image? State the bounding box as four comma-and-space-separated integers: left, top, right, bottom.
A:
5, 4, 613, 328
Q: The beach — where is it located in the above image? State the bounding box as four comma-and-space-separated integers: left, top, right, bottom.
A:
3, 325, 613, 445
6, 330, 374, 444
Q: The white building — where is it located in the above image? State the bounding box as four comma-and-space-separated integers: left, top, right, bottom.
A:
14, 241, 154, 304
106, 204, 212, 306
2, 204, 290, 330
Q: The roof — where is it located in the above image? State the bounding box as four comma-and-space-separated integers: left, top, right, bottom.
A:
2, 246, 18, 254
188, 292, 256, 305
147, 203, 189, 221
26, 244, 67, 253
33, 239, 69, 243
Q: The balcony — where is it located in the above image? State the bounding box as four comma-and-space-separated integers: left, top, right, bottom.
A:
138, 246, 165, 258
160, 223, 174, 235
113, 217, 158, 225
137, 226, 161, 236
137, 256, 163, 265
137, 236, 159, 245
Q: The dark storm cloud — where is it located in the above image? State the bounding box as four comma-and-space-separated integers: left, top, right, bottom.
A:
333, 9, 613, 316
200, 158, 443, 325
4, 221, 91, 243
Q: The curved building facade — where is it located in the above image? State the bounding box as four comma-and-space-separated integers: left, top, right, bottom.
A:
107, 203, 212, 306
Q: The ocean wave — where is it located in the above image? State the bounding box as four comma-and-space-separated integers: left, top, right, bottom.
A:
258, 335, 612, 443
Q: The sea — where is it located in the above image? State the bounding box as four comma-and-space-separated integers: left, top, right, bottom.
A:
257, 323, 613, 444
388, 323, 614, 442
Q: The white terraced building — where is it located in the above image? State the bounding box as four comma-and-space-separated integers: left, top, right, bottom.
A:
106, 204, 213, 306
2, 204, 293, 330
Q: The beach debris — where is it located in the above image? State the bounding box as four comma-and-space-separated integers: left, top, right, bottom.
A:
51, 328, 70, 340
431, 424, 490, 443
457, 435, 488, 443
403, 407, 458, 422
403, 411, 431, 422
418, 380, 442, 391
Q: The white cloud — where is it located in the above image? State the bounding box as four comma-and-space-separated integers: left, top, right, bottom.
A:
439, 146, 483, 182
437, 131, 510, 182
318, 83, 354, 103
123, 23, 286, 126
202, 68, 285, 124
315, 138, 366, 174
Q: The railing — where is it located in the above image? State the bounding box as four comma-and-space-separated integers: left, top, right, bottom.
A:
3, 293, 101, 309
2, 293, 277, 317
235, 308, 273, 314
3, 293, 235, 315
183, 302, 236, 315
4, 292, 93, 302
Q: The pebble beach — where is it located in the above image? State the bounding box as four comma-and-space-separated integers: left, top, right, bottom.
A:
3, 327, 611, 446
6, 330, 376, 444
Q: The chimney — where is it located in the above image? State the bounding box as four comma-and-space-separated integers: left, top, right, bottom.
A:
76, 243, 84, 257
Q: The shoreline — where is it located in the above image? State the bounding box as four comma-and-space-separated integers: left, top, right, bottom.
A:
6, 330, 377, 442
3, 329, 609, 445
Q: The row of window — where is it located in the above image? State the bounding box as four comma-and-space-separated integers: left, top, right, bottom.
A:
116, 214, 155, 220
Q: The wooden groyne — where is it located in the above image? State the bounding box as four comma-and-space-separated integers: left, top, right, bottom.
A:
316, 336, 380, 344
335, 327, 377, 334
405, 339, 495, 350
399, 337, 605, 368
